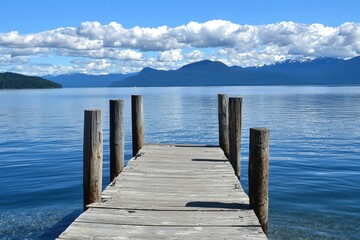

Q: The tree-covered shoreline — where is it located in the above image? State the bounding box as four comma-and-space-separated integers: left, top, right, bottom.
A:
0, 72, 62, 89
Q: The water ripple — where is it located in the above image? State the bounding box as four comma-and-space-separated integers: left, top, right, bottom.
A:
0, 86, 359, 239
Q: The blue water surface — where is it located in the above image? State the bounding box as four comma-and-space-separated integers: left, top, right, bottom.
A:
0, 86, 359, 239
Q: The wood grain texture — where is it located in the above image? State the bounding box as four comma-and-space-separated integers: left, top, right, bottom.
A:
249, 128, 269, 235
109, 99, 124, 182
58, 223, 265, 240
218, 94, 229, 158
131, 95, 144, 157
83, 110, 103, 211
228, 97, 242, 178
59, 144, 267, 239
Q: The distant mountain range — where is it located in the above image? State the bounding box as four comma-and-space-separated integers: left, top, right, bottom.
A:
248, 57, 360, 84
0, 72, 62, 89
38, 56, 360, 87
110, 60, 293, 87
45, 73, 135, 87
110, 57, 360, 87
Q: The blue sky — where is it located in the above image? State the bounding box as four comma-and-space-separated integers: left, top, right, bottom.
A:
1, 0, 360, 75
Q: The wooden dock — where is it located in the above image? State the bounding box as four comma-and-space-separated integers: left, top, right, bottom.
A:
58, 144, 267, 239
58, 95, 269, 239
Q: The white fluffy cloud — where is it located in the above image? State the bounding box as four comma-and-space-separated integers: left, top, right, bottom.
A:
157, 49, 183, 62
185, 50, 205, 62
0, 20, 359, 75
58, 48, 143, 60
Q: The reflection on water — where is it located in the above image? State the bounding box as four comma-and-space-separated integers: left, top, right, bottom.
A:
0, 86, 359, 239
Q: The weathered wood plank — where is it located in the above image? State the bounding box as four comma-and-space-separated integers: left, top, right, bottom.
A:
59, 144, 267, 239
96, 194, 249, 206
58, 223, 266, 240
74, 208, 261, 226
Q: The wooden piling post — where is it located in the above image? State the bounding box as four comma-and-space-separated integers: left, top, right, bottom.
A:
109, 99, 124, 182
248, 128, 269, 235
83, 110, 103, 211
228, 97, 242, 177
218, 94, 229, 158
131, 95, 144, 157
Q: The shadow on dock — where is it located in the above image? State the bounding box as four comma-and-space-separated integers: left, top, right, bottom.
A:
186, 201, 250, 210
192, 158, 228, 162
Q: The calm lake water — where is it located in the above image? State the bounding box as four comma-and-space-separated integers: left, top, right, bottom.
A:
0, 86, 359, 239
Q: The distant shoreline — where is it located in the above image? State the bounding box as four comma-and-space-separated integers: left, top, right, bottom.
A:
0, 72, 62, 89
109, 83, 360, 88
2, 83, 359, 90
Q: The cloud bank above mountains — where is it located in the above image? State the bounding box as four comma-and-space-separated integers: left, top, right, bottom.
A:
1, 20, 359, 75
